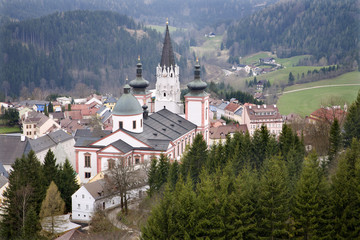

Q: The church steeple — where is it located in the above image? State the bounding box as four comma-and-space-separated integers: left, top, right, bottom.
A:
129, 56, 149, 95
160, 20, 175, 68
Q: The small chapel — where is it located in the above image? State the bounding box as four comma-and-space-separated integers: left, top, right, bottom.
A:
74, 22, 210, 183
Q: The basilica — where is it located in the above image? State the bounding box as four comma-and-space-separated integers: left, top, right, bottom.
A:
74, 23, 210, 183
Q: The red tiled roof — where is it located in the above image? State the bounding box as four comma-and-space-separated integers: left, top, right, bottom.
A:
309, 107, 346, 123
65, 111, 82, 120
224, 102, 241, 112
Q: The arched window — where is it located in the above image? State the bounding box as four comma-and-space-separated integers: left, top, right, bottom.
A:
164, 92, 167, 97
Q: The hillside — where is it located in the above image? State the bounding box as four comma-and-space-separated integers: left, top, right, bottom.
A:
226, 0, 360, 66
0, 11, 182, 97
0, 0, 279, 28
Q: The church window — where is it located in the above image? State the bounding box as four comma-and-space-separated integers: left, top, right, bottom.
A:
164, 93, 166, 97
85, 155, 91, 168
85, 172, 91, 178
170, 73, 173, 77
206, 107, 208, 120
177, 143, 180, 157
181, 140, 184, 154
108, 159, 115, 169
133, 120, 136, 129
119, 121, 123, 129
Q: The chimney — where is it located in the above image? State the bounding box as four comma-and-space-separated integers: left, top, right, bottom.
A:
21, 135, 25, 142
264, 104, 266, 109
274, 104, 277, 108
257, 105, 260, 109
142, 105, 148, 119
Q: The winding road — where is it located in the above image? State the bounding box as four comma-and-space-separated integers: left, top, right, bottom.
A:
282, 84, 360, 94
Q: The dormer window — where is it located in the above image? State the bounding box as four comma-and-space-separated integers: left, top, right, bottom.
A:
133, 120, 136, 129
119, 121, 123, 129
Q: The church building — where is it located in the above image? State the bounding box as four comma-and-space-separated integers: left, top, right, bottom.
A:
74, 23, 210, 183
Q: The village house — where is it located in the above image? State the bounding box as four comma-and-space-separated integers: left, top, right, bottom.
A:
259, 57, 276, 64
22, 111, 61, 139
209, 124, 248, 146
306, 106, 346, 125
224, 102, 243, 122
244, 104, 283, 136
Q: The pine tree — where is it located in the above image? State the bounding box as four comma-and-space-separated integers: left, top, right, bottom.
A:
228, 164, 258, 239
257, 156, 290, 239
147, 157, 158, 195
331, 139, 360, 239
57, 159, 79, 213
43, 149, 59, 187
44, 104, 49, 116
292, 151, 332, 239
343, 90, 360, 146
67, 103, 71, 111
288, 72, 295, 85
181, 133, 208, 184
0, 151, 45, 239
156, 154, 169, 190
328, 118, 341, 166
40, 181, 65, 234
48, 101, 54, 113
168, 160, 179, 189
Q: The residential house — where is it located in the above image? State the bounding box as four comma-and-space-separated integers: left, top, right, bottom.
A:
209, 124, 248, 145
215, 102, 229, 119
56, 97, 72, 106
0, 176, 9, 212
306, 106, 346, 125
224, 102, 242, 122
259, 57, 275, 64
0, 135, 29, 172
22, 111, 61, 139
60, 119, 84, 134
96, 105, 109, 118
27, 130, 76, 167
103, 96, 117, 111
244, 104, 283, 136
71, 178, 148, 222
50, 112, 65, 124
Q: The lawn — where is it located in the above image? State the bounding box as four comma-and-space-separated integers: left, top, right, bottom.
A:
284, 71, 360, 91
0, 125, 22, 134
240, 52, 310, 68
277, 85, 360, 117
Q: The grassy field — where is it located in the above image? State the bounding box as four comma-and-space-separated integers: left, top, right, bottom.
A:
191, 36, 223, 58
0, 125, 22, 134
284, 71, 360, 91
146, 24, 182, 33
277, 83, 360, 117
241, 52, 310, 68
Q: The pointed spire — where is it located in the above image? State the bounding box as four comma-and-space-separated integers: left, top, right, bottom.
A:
160, 19, 175, 69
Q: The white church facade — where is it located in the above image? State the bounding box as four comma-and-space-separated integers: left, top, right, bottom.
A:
74, 23, 210, 184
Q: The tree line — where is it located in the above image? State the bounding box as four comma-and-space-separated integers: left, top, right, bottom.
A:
0, 10, 190, 98
142, 90, 360, 239
226, 0, 360, 68
0, 150, 79, 239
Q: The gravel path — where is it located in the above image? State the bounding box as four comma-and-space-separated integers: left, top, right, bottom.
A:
282, 84, 360, 94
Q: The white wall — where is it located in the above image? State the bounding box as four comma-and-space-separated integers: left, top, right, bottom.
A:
71, 186, 95, 222
78, 150, 98, 183
112, 114, 143, 133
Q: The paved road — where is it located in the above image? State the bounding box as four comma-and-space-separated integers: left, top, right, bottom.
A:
282, 84, 360, 94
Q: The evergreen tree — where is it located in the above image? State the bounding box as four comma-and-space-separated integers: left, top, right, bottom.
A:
288, 72, 295, 85
57, 159, 79, 213
257, 156, 290, 239
43, 149, 59, 187
228, 164, 258, 239
181, 133, 208, 184
48, 101, 54, 113
292, 151, 332, 239
67, 103, 71, 111
168, 160, 179, 189
156, 154, 169, 190
331, 139, 360, 239
44, 104, 49, 116
343, 90, 360, 147
147, 157, 158, 196
0, 151, 45, 239
328, 118, 342, 166
40, 181, 65, 234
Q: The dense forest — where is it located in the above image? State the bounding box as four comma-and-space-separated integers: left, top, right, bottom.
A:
142, 91, 360, 239
226, 0, 360, 67
0, 0, 278, 28
0, 10, 192, 97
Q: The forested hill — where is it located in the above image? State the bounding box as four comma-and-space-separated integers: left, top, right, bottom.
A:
0, 0, 279, 28
0, 11, 180, 97
226, 0, 360, 66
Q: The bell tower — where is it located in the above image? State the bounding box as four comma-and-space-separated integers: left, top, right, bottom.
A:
185, 59, 210, 143
154, 20, 183, 114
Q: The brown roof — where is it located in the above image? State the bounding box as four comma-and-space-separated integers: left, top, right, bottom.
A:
60, 119, 83, 134
224, 102, 241, 113
246, 104, 282, 121
84, 179, 106, 200
308, 107, 346, 124
65, 111, 82, 120
209, 124, 248, 139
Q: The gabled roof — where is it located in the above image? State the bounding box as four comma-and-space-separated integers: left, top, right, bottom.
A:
83, 179, 105, 200
0, 162, 9, 178
225, 102, 241, 113
0, 175, 8, 189
101, 110, 112, 124
104, 96, 117, 104
217, 102, 229, 110
160, 24, 175, 68
110, 139, 133, 153
209, 124, 248, 140
0, 135, 29, 166
28, 130, 73, 153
